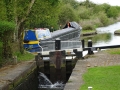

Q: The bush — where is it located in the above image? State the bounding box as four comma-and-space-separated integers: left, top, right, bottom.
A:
78, 7, 91, 19
0, 21, 15, 33
107, 6, 119, 19
82, 24, 95, 30
59, 4, 79, 25
0, 21, 15, 59
98, 11, 109, 26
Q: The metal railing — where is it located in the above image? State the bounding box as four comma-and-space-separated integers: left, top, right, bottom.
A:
40, 40, 82, 51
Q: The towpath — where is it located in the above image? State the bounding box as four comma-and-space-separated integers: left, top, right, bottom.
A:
0, 60, 36, 90
64, 50, 120, 90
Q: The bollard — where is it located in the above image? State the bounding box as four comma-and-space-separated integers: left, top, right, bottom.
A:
88, 40, 94, 55
81, 39, 85, 49
55, 38, 61, 50
73, 49, 83, 59
88, 40, 92, 47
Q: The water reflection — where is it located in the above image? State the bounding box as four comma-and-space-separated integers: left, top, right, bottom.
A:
97, 22, 120, 33
82, 22, 120, 47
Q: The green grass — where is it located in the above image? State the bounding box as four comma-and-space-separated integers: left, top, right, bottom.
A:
0, 41, 35, 67
80, 65, 120, 90
13, 51, 35, 62
106, 48, 120, 54
114, 29, 120, 33
82, 30, 96, 34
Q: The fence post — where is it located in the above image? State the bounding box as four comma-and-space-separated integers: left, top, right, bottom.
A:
55, 38, 61, 50
88, 40, 94, 55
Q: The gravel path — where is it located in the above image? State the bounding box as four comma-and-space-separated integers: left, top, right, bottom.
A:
64, 50, 120, 90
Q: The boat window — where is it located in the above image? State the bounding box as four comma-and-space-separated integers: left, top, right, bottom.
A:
35, 29, 51, 40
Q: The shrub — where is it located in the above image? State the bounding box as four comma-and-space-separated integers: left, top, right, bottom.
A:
59, 4, 79, 25
78, 7, 92, 19
97, 11, 109, 26
0, 21, 15, 59
107, 6, 119, 19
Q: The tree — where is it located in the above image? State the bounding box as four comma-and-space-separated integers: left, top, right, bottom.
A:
0, 21, 15, 59
26, 0, 60, 29
0, 0, 60, 64
58, 4, 78, 26
4, 0, 60, 54
61, 0, 79, 9
10, 0, 35, 54
0, 0, 7, 21
3, 0, 36, 54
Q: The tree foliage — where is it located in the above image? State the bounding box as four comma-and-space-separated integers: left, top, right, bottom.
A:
0, 21, 15, 59
0, 0, 120, 63
26, 0, 60, 29
107, 6, 119, 19
58, 4, 79, 26
0, 0, 7, 20
98, 11, 109, 26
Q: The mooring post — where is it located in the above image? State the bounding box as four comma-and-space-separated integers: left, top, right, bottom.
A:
55, 38, 61, 50
73, 49, 83, 59
81, 39, 85, 49
88, 40, 94, 55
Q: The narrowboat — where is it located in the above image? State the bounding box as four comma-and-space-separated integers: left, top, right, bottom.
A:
23, 21, 82, 52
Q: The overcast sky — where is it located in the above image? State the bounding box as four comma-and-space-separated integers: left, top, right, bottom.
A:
76, 0, 120, 6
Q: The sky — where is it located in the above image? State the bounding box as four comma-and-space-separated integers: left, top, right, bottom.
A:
76, 0, 120, 6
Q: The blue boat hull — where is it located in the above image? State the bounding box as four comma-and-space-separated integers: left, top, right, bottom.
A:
23, 44, 41, 52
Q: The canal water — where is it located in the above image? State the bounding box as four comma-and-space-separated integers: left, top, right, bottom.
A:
82, 22, 120, 47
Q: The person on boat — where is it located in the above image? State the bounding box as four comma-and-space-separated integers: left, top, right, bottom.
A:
51, 26, 54, 32
63, 21, 71, 29
67, 22, 71, 28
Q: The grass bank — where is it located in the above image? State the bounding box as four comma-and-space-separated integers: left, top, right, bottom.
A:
13, 51, 35, 62
80, 48, 120, 90
114, 29, 120, 35
80, 65, 120, 90
81, 30, 97, 36
0, 41, 34, 67
106, 48, 120, 54
82, 30, 96, 33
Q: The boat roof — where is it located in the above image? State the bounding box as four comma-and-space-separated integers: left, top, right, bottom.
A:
51, 22, 82, 38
